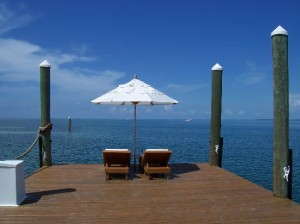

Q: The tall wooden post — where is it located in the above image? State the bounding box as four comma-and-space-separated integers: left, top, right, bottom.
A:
209, 63, 223, 167
271, 26, 291, 198
40, 60, 52, 166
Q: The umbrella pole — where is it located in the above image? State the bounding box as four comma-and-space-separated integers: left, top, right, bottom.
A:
134, 103, 137, 172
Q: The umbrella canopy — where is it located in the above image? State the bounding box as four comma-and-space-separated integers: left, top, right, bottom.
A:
91, 75, 178, 170
91, 76, 178, 105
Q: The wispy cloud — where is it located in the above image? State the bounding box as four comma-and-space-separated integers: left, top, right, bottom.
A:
164, 105, 174, 111
224, 109, 234, 115
223, 109, 245, 116
0, 3, 34, 35
237, 110, 245, 115
234, 61, 266, 85
0, 3, 125, 95
290, 94, 300, 108
235, 71, 265, 85
166, 83, 207, 93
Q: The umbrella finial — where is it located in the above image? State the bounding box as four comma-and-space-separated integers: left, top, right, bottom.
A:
134, 74, 138, 79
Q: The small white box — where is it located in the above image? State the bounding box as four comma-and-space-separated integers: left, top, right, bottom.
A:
0, 160, 26, 206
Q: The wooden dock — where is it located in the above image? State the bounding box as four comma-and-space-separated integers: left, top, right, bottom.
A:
1, 163, 300, 223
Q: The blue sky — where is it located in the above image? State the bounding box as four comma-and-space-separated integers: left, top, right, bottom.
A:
0, 0, 299, 119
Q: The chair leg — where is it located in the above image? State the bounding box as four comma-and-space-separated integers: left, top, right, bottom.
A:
106, 174, 110, 181
140, 168, 144, 174
125, 174, 129, 180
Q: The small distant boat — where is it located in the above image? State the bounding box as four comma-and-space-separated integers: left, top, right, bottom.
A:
185, 119, 192, 122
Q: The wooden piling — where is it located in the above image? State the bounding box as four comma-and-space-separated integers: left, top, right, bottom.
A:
209, 63, 223, 167
40, 60, 52, 167
271, 26, 290, 198
38, 136, 43, 168
68, 117, 72, 131
288, 149, 293, 199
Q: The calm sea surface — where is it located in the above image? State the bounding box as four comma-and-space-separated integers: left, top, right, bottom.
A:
0, 119, 299, 203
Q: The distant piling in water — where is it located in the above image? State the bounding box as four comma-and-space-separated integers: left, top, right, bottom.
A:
39, 60, 52, 167
68, 117, 72, 131
209, 63, 223, 167
271, 26, 292, 199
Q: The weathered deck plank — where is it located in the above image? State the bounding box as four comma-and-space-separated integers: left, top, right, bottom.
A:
0, 163, 300, 223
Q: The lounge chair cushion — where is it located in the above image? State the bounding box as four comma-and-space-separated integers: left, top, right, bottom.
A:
141, 149, 172, 179
102, 149, 131, 180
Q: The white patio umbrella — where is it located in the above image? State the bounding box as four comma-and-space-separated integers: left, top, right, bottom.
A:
91, 75, 178, 169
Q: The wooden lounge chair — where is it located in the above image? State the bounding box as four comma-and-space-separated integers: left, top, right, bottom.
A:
141, 149, 172, 180
102, 149, 131, 180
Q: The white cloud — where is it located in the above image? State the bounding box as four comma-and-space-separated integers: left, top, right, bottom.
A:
120, 107, 129, 113
164, 105, 173, 111
290, 94, 300, 108
107, 106, 133, 114
224, 109, 233, 115
0, 38, 125, 94
187, 110, 197, 115
145, 108, 152, 113
0, 38, 41, 81
52, 67, 125, 92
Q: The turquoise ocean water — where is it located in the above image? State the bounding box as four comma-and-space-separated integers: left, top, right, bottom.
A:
0, 118, 299, 203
